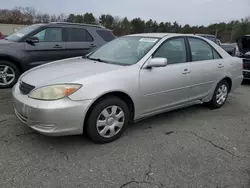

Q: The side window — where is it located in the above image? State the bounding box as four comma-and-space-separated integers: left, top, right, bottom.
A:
188, 38, 214, 61
96, 30, 115, 42
153, 38, 187, 64
67, 28, 93, 42
213, 49, 221, 59
33, 28, 62, 42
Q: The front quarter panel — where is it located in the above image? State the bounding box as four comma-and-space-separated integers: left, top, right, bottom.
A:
68, 64, 140, 102
0, 42, 26, 66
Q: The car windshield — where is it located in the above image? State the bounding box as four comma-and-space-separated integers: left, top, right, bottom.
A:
5, 24, 44, 42
88, 36, 159, 65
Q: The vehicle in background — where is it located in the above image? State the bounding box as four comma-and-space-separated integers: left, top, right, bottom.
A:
0, 32, 4, 39
0, 22, 115, 88
195, 34, 236, 56
13, 33, 243, 144
236, 35, 250, 80
220, 42, 237, 56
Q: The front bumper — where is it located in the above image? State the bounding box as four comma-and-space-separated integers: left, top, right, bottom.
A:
12, 83, 93, 136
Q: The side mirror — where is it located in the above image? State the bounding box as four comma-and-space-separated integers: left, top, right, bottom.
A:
216, 39, 221, 45
146, 57, 167, 68
246, 51, 250, 56
26, 37, 39, 44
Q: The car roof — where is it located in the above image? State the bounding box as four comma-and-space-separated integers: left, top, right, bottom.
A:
127, 33, 196, 38
195, 33, 216, 37
47, 22, 109, 30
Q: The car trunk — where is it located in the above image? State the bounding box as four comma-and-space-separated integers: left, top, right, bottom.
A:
236, 35, 250, 70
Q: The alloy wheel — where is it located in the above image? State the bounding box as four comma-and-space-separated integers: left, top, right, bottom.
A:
0, 65, 15, 86
216, 84, 228, 105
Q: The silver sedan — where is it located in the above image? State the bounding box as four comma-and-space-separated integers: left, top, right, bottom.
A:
12, 33, 243, 143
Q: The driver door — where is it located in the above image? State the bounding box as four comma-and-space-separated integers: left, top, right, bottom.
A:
139, 37, 192, 116
24, 27, 67, 68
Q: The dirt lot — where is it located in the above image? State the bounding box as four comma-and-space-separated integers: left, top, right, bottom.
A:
0, 83, 250, 188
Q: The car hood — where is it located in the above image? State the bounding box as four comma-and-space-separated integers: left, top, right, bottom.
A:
0, 39, 13, 46
236, 35, 250, 55
21, 57, 124, 86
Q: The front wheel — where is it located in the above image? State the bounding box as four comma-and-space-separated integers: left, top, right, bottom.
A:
85, 96, 130, 144
207, 80, 229, 109
0, 61, 20, 88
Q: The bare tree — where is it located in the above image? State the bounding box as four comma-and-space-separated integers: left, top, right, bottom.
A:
50, 14, 57, 22
9, 8, 24, 24
35, 13, 43, 23
42, 13, 50, 23
23, 7, 36, 24
0, 9, 10, 23
57, 13, 67, 22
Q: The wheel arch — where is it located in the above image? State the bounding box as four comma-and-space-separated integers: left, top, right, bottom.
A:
83, 91, 135, 132
203, 76, 233, 103
0, 55, 24, 73
221, 76, 232, 92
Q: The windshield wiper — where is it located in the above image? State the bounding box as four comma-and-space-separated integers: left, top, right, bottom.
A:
82, 54, 89, 58
83, 56, 122, 65
87, 57, 107, 63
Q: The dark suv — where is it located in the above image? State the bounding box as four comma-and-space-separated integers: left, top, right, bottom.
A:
0, 22, 115, 88
236, 35, 250, 79
195, 34, 236, 56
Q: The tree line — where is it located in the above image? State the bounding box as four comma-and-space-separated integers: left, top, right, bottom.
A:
0, 7, 249, 42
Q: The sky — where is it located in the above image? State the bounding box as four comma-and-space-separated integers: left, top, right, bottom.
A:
2, 0, 250, 26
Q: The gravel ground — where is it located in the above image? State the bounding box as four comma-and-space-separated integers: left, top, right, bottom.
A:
0, 83, 250, 188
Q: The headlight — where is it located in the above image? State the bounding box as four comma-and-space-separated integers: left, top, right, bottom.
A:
28, 84, 82, 100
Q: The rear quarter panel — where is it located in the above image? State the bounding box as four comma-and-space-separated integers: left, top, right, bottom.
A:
224, 57, 243, 91
210, 41, 242, 81
225, 57, 243, 77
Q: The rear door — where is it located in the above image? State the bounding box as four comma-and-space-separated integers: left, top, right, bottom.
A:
65, 27, 95, 58
24, 27, 67, 67
187, 37, 225, 101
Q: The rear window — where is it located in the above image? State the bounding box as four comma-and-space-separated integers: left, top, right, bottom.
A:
96, 30, 115, 42
67, 28, 93, 42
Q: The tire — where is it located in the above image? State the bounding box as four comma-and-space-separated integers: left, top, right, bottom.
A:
85, 96, 130, 144
207, 80, 230, 109
0, 61, 20, 88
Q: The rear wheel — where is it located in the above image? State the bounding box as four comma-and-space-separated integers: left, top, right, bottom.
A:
0, 61, 20, 88
207, 80, 229, 109
85, 96, 129, 144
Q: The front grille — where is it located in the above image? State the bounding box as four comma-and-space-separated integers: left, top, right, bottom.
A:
243, 58, 250, 70
19, 81, 35, 95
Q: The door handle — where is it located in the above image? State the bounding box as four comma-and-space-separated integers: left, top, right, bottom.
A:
218, 63, 224, 68
89, 44, 96, 48
182, 69, 191, 74
53, 44, 62, 49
